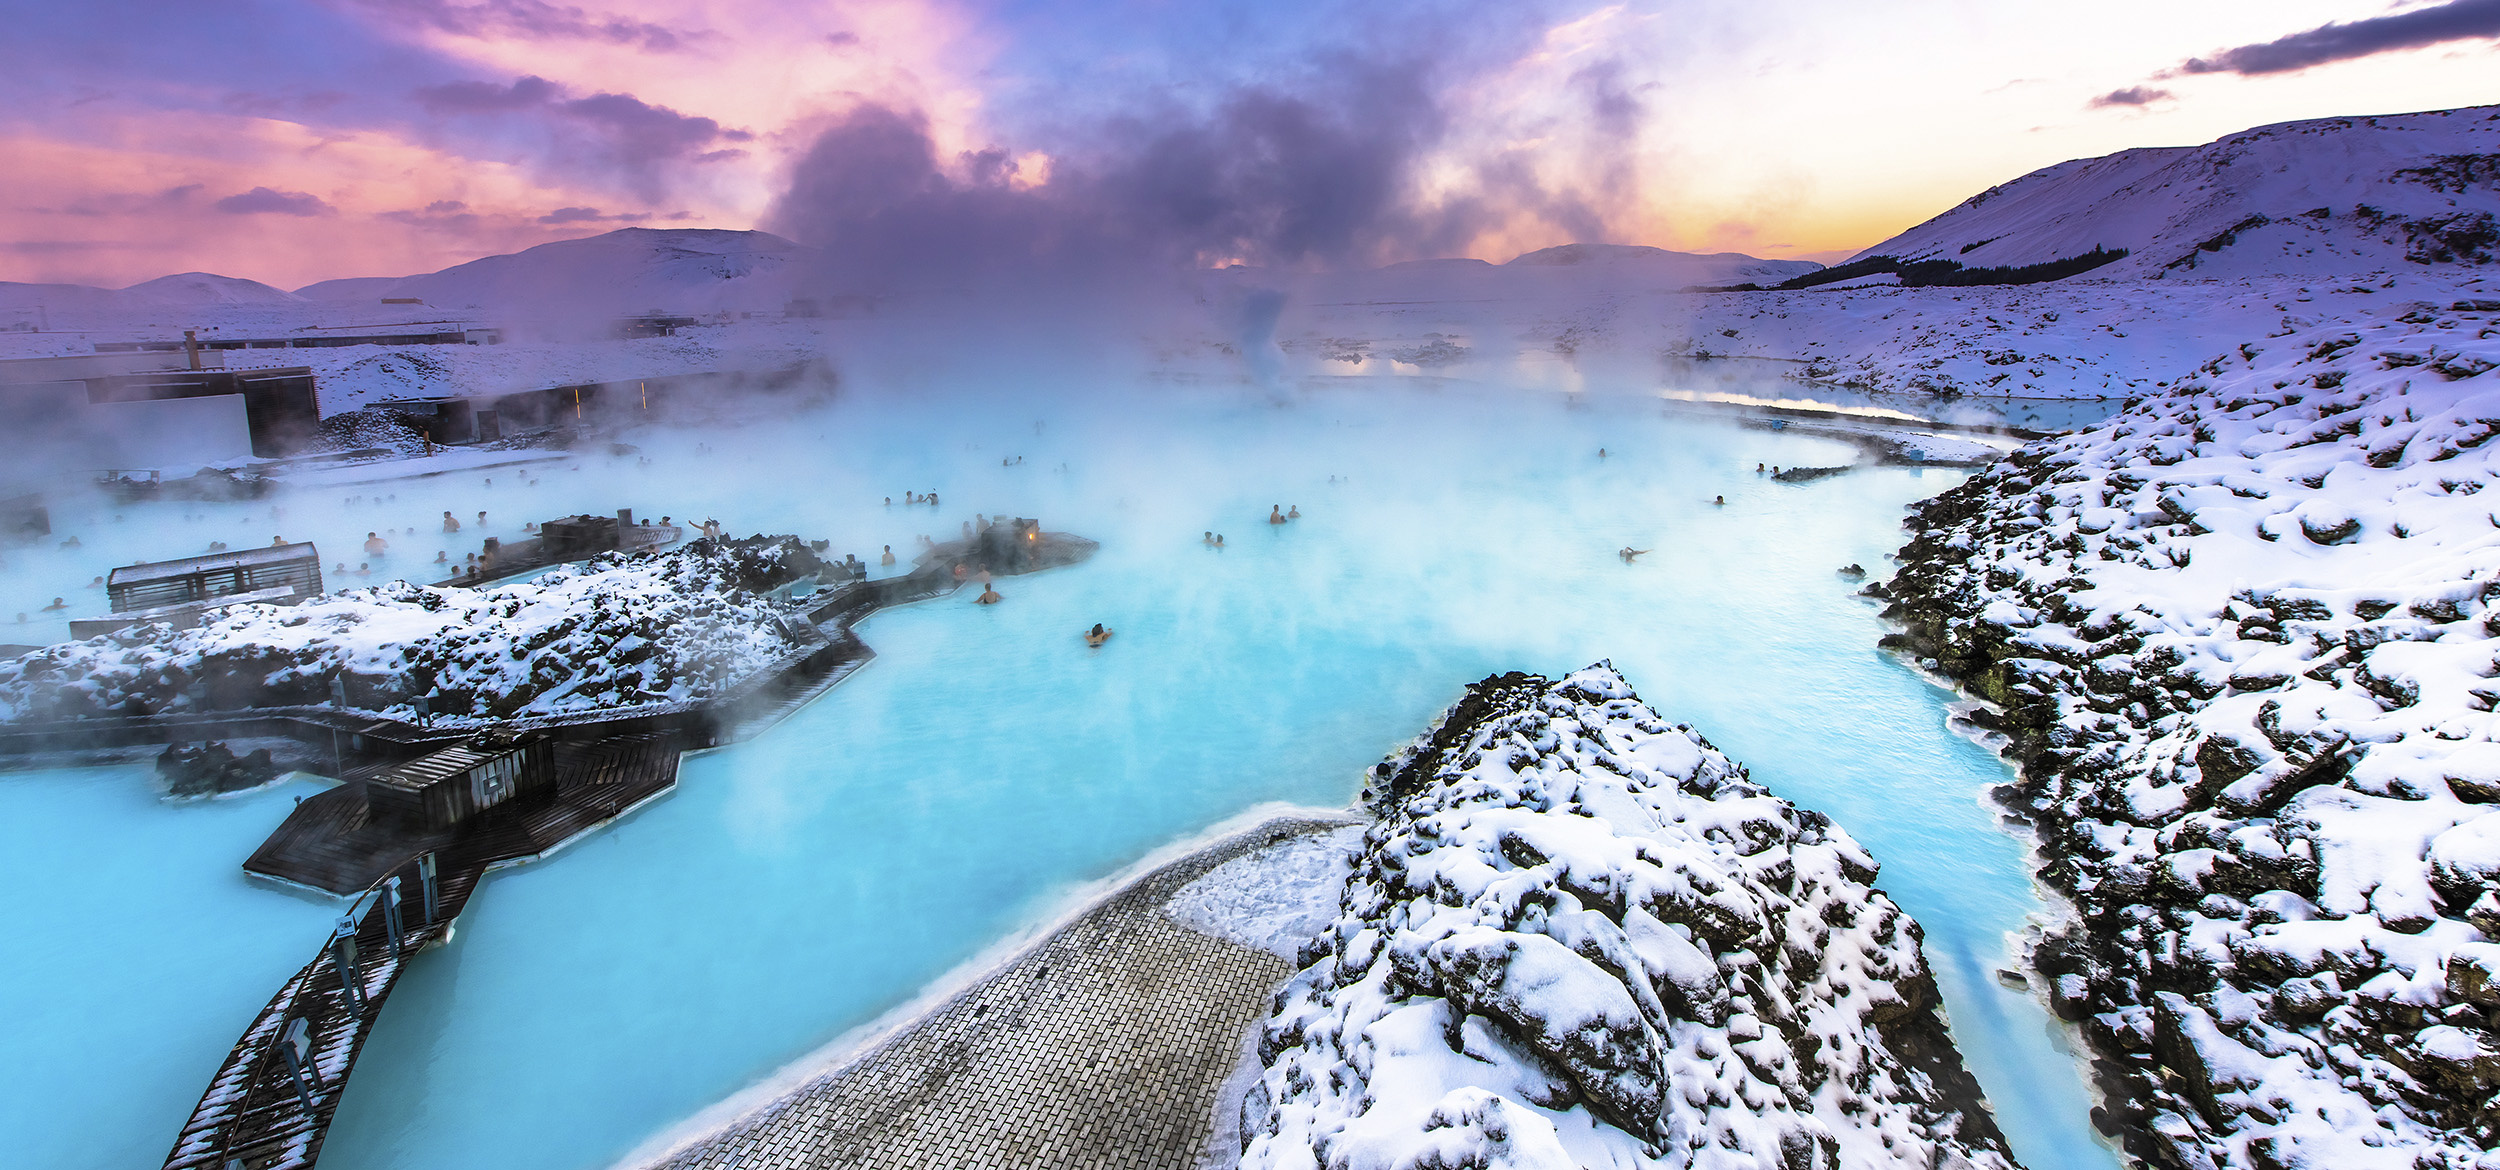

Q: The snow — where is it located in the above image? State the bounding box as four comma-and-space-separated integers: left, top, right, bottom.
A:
1239, 664, 2014, 1170
1163, 825, 1366, 960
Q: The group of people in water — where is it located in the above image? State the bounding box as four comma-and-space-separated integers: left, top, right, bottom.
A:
887, 492, 942, 507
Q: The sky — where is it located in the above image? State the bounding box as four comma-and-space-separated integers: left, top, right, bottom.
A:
0, 0, 2495, 290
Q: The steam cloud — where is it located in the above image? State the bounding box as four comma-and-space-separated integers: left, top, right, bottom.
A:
766, 53, 1643, 293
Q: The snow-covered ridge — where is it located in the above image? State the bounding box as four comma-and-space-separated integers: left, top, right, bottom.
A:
1861, 105, 2500, 281
1240, 664, 2013, 1170
0, 536, 828, 725
295, 228, 810, 316
1874, 301, 2500, 1170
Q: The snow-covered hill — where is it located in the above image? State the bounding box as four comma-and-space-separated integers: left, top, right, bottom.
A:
1862, 105, 2500, 281
1243, 665, 2014, 1170
297, 228, 812, 319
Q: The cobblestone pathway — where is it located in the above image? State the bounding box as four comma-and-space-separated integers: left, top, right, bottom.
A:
649, 817, 1348, 1170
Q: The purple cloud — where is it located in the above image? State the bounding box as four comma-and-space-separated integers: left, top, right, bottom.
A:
215, 187, 334, 216
339, 0, 705, 53
414, 75, 750, 196
2182, 0, 2500, 75
2090, 85, 2174, 108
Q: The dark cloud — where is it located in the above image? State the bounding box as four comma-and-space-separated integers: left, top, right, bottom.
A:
215, 187, 334, 216
414, 75, 750, 198
2090, 85, 2174, 108
2181, 0, 2500, 75
336, 0, 706, 53
763, 59, 1592, 292
424, 199, 468, 213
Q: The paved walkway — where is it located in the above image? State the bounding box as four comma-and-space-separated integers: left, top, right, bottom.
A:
647, 816, 1349, 1170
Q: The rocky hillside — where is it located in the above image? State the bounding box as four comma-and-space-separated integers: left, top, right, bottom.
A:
1238, 664, 2014, 1170
1873, 298, 2500, 1168
0, 536, 827, 725
1860, 105, 2500, 281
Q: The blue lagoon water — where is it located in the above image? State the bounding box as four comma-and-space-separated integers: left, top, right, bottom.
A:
5, 381, 2118, 1170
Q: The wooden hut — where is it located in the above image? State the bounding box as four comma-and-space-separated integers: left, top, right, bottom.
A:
363, 739, 554, 830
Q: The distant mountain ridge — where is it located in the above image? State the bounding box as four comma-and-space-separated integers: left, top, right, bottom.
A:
1857, 104, 2500, 280
294, 228, 812, 317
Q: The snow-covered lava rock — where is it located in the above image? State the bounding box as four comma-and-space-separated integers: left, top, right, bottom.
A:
1874, 299, 2500, 1169
1239, 664, 2014, 1170
0, 535, 828, 725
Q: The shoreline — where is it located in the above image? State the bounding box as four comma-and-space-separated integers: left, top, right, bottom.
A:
613, 803, 1364, 1170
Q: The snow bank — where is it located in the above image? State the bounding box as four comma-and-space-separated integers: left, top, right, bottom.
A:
1239, 665, 2013, 1170
1876, 298, 2500, 1170
0, 536, 827, 725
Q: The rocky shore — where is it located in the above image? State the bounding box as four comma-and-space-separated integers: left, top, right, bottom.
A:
1872, 302, 2500, 1169
1239, 664, 2015, 1170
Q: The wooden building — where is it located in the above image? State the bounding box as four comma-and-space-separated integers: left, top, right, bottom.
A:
363, 739, 554, 830
106, 543, 323, 613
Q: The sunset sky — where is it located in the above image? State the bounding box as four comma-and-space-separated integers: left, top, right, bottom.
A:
2, 0, 2496, 289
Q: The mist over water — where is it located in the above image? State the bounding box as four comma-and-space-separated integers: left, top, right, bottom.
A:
0, 354, 2117, 1170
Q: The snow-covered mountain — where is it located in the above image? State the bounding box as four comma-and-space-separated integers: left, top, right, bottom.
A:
296, 228, 812, 317
0, 271, 301, 318
1860, 105, 2500, 280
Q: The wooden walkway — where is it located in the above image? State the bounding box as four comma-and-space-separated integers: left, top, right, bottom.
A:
174, 733, 687, 1168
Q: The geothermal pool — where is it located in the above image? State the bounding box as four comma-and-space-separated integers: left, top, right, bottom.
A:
1, 380, 2118, 1170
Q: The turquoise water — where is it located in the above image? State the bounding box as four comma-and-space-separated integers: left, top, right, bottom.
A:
0, 769, 336, 1170
4, 380, 2116, 1170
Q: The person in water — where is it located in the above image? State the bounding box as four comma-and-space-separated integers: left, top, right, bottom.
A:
1287, 505, 1301, 519
443, 511, 461, 533
40, 596, 66, 611
1085, 622, 1112, 647
1268, 505, 1286, 524
881, 545, 896, 566
1620, 547, 1651, 562
1713, 495, 1726, 506
1214, 533, 1225, 547
365, 531, 388, 556
976, 583, 1003, 604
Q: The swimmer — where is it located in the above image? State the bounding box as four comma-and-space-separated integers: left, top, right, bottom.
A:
273, 536, 288, 546
927, 492, 940, 507
1599, 448, 1608, 458
1203, 531, 1215, 546
1620, 547, 1651, 562
881, 545, 896, 566
1269, 505, 1286, 525
1287, 505, 1300, 520
1756, 463, 1765, 473
951, 562, 968, 581
478, 511, 488, 527
355, 562, 372, 578
1214, 533, 1225, 548
364, 531, 388, 556
884, 497, 892, 507
86, 576, 103, 589
975, 584, 1003, 605
1713, 495, 1726, 506
1084, 623, 1113, 647
335, 562, 349, 575
40, 597, 65, 612
434, 550, 448, 564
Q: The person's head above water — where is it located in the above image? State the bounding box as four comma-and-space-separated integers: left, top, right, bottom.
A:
1090, 623, 1105, 636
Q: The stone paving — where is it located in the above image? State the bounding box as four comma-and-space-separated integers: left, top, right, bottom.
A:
649, 816, 1352, 1170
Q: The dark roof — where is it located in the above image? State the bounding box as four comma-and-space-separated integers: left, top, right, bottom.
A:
367, 743, 517, 793
107, 542, 320, 587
